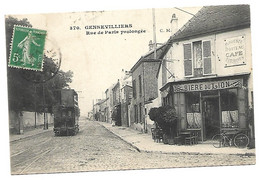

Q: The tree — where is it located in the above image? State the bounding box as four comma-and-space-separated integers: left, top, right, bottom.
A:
5, 16, 32, 59
6, 16, 33, 112
148, 105, 178, 138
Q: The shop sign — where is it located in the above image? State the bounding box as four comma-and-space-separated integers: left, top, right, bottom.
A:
224, 35, 246, 67
172, 79, 242, 92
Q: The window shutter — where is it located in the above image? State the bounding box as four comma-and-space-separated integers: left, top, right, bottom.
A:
139, 75, 142, 96
183, 43, 192, 76
203, 41, 212, 74
132, 80, 136, 99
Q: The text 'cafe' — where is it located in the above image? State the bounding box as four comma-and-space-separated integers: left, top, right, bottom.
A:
161, 74, 250, 141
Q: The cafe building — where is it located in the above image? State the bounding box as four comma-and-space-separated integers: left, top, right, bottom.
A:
157, 5, 254, 141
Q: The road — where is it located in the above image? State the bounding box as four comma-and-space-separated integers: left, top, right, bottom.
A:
10, 120, 255, 175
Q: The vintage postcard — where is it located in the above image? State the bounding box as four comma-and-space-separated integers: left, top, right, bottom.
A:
5, 4, 256, 176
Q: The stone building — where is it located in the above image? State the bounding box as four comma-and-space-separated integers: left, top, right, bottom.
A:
120, 70, 133, 127
129, 44, 168, 133
104, 85, 114, 124
120, 84, 133, 127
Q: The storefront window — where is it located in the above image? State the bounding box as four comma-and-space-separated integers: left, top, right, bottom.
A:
186, 92, 201, 129
186, 92, 200, 113
220, 89, 239, 128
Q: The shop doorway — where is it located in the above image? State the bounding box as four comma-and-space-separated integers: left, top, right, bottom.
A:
202, 97, 220, 140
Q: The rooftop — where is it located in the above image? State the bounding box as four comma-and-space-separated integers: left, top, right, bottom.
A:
171, 4, 250, 41
130, 43, 168, 73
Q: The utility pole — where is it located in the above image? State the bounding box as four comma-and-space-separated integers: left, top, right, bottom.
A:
152, 8, 157, 59
142, 8, 158, 133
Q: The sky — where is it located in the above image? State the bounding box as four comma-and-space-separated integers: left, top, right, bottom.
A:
8, 7, 201, 116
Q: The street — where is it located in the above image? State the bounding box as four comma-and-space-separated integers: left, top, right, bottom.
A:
10, 120, 255, 175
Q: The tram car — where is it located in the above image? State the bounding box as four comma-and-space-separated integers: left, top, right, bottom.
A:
53, 89, 79, 136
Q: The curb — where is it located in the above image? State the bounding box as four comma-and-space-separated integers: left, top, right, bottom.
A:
98, 122, 141, 152
134, 149, 256, 156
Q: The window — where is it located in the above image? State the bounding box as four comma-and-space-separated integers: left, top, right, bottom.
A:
163, 93, 174, 107
193, 41, 203, 76
221, 89, 238, 111
183, 40, 212, 77
134, 105, 138, 123
220, 89, 239, 128
139, 103, 142, 123
128, 89, 133, 101
132, 80, 136, 99
163, 97, 167, 106
139, 75, 142, 97
186, 92, 201, 129
186, 92, 200, 113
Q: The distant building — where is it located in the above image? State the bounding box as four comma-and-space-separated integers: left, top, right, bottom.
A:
119, 70, 132, 127
111, 80, 121, 125
121, 84, 133, 127
112, 80, 120, 107
104, 85, 114, 124
93, 99, 106, 122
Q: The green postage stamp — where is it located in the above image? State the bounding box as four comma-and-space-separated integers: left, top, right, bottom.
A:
8, 26, 47, 71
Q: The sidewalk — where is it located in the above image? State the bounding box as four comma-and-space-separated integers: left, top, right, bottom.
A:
9, 125, 53, 142
98, 121, 256, 156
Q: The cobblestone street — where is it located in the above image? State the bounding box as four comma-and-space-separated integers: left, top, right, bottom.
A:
10, 120, 255, 175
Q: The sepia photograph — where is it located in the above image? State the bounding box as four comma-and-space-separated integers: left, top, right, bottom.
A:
1, 0, 259, 179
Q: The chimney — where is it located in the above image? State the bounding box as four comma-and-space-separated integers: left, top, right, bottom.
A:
170, 13, 178, 35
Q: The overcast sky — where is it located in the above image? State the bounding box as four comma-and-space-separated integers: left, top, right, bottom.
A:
10, 7, 202, 116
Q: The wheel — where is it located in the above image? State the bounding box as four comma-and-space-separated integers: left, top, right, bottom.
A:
234, 133, 249, 148
212, 134, 225, 148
